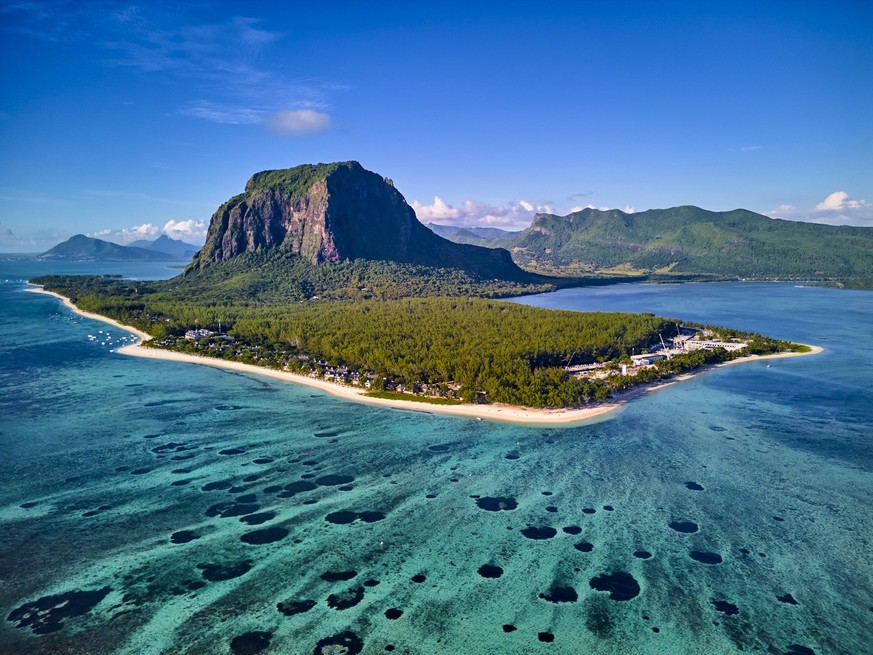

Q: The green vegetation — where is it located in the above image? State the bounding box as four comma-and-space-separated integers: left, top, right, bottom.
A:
40, 235, 180, 262
365, 391, 463, 406
33, 271, 797, 409
245, 162, 349, 196
441, 206, 873, 282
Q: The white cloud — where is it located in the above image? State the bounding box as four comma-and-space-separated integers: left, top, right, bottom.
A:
264, 109, 331, 136
91, 219, 208, 245
767, 191, 873, 226
412, 196, 556, 230
411, 196, 461, 222
815, 191, 868, 212
163, 218, 208, 243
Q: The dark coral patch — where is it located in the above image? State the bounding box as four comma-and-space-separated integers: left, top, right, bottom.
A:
325, 511, 358, 524
230, 631, 271, 654
240, 512, 276, 526
359, 511, 387, 523
685, 481, 704, 491
589, 571, 640, 601
130, 468, 151, 475
505, 451, 520, 460
538, 632, 555, 642
502, 624, 517, 632
170, 530, 200, 544
563, 525, 582, 535
477, 564, 503, 578
321, 570, 357, 582
363, 579, 380, 587
219, 448, 246, 455
327, 586, 365, 610
240, 527, 289, 545
385, 608, 403, 619
546, 506, 558, 513
7, 587, 111, 634
522, 526, 557, 540
312, 632, 363, 655
668, 520, 698, 533
777, 593, 799, 605
315, 474, 354, 486
633, 550, 653, 559
475, 496, 518, 511
277, 599, 316, 616
205, 502, 260, 518
712, 600, 739, 615
603, 505, 614, 511
19, 501, 38, 509
574, 541, 594, 552
201, 480, 232, 492
427, 444, 451, 452
690, 551, 723, 564
540, 586, 578, 603
785, 646, 816, 655
411, 574, 427, 583
279, 481, 318, 497
582, 508, 596, 514
198, 560, 253, 582
252, 458, 274, 464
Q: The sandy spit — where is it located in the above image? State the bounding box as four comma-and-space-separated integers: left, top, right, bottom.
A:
27, 285, 821, 427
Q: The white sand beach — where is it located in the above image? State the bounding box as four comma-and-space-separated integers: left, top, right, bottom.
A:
28, 285, 822, 426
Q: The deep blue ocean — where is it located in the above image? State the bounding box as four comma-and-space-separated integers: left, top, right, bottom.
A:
1, 261, 871, 655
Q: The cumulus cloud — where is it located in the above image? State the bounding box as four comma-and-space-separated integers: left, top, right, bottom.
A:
411, 196, 556, 230
264, 109, 331, 136
768, 191, 873, 226
163, 218, 208, 242
92, 219, 208, 245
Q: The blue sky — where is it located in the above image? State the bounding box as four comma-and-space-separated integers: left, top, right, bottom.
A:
1, 1, 871, 251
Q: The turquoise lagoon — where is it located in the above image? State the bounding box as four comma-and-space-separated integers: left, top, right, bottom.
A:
1, 261, 871, 655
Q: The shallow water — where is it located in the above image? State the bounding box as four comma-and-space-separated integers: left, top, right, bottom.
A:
1, 266, 871, 655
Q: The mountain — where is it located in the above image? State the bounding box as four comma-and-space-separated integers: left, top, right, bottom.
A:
40, 235, 178, 262
191, 161, 529, 282
501, 206, 873, 279
427, 223, 521, 242
128, 235, 200, 259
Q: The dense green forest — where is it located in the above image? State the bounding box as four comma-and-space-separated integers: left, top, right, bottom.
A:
436, 206, 873, 281
34, 271, 798, 408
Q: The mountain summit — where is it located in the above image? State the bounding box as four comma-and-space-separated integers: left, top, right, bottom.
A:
193, 161, 525, 280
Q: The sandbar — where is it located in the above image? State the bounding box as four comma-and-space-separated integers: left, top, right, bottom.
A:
26, 284, 822, 426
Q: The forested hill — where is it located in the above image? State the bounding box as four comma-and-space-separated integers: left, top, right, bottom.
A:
40, 235, 179, 262
451, 206, 873, 280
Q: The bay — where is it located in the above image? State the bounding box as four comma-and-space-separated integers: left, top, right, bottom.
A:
1, 263, 870, 654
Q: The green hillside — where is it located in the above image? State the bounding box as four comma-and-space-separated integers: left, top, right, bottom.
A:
40, 235, 178, 262
481, 206, 873, 279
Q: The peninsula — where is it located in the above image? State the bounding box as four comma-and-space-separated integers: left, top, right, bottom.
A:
31, 162, 819, 423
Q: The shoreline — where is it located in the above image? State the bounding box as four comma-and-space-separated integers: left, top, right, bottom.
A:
26, 284, 822, 426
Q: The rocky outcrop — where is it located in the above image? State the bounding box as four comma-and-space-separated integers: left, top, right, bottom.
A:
193, 161, 526, 280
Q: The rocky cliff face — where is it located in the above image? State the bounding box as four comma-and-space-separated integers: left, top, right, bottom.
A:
193, 161, 525, 279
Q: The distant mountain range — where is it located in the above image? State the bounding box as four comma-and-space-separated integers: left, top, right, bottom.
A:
434, 206, 873, 280
128, 235, 200, 259
41, 235, 196, 262
426, 223, 521, 242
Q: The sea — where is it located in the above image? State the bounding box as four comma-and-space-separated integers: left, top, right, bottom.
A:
1, 260, 871, 655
